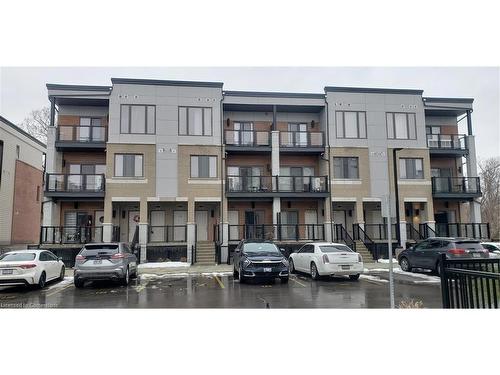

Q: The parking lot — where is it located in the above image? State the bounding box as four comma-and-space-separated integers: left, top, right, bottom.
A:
0, 269, 443, 308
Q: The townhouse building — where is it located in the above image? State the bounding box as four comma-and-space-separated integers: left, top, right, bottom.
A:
40, 78, 489, 264
0, 116, 46, 247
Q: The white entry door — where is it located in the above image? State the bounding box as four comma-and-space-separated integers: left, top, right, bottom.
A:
128, 211, 140, 242
150, 211, 166, 242
305, 210, 321, 239
228, 210, 239, 241
195, 210, 208, 241
173, 211, 188, 241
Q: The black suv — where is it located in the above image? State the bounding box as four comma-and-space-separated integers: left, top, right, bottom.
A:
233, 240, 289, 283
398, 237, 489, 275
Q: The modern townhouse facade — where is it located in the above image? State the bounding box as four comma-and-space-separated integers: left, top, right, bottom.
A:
40, 78, 490, 264
0, 116, 46, 247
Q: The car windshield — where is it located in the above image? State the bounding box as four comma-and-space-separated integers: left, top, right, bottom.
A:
243, 243, 281, 255
81, 244, 119, 256
0, 253, 36, 261
319, 245, 353, 253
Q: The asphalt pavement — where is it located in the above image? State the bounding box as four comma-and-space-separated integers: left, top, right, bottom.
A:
0, 269, 443, 308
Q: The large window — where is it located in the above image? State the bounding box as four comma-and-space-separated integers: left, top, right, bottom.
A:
333, 157, 359, 179
335, 111, 367, 139
386, 112, 417, 140
120, 105, 156, 134
179, 107, 212, 136
114, 154, 144, 177
190, 156, 217, 178
399, 158, 424, 179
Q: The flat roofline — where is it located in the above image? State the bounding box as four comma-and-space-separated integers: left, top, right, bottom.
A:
224, 90, 325, 99
423, 97, 474, 103
111, 77, 223, 88
46, 83, 112, 92
0, 115, 47, 148
324, 86, 424, 95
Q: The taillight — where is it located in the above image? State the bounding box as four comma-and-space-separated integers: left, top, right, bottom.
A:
75, 255, 86, 261
322, 254, 329, 264
448, 248, 466, 255
111, 253, 125, 259
19, 264, 37, 269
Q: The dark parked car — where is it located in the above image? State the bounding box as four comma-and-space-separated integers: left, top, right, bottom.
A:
74, 243, 138, 288
398, 237, 489, 275
233, 240, 289, 283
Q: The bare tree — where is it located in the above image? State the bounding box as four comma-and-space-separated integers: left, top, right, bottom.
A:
18, 106, 50, 143
479, 157, 500, 240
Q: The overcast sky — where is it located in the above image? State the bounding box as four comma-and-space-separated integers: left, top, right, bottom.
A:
0, 67, 498, 160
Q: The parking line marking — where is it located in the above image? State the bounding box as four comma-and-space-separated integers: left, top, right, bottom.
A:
290, 277, 307, 287
45, 283, 73, 298
213, 275, 225, 289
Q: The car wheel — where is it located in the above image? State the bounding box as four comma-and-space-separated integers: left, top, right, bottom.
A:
74, 278, 84, 288
37, 272, 46, 289
238, 266, 246, 284
289, 258, 295, 274
280, 277, 289, 284
58, 266, 65, 281
399, 257, 412, 272
310, 262, 320, 280
349, 274, 360, 281
121, 267, 130, 286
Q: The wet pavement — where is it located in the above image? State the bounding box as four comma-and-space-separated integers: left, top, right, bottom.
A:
0, 270, 443, 308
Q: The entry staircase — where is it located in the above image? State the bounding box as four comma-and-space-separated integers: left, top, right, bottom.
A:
195, 241, 216, 264
354, 240, 375, 263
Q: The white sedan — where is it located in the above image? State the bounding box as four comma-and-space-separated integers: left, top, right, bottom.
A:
289, 242, 364, 280
481, 242, 500, 258
0, 250, 65, 288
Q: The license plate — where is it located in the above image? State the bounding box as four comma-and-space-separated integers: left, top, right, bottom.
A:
2, 269, 13, 275
93, 260, 102, 265
263, 267, 272, 272
472, 253, 481, 258
341, 265, 350, 270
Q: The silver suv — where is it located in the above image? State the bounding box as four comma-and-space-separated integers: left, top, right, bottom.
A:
74, 243, 138, 288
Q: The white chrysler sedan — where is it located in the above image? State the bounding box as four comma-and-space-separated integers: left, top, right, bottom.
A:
289, 242, 363, 280
0, 250, 65, 288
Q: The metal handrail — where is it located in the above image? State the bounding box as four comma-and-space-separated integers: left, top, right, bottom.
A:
279, 131, 325, 148
224, 129, 270, 147
148, 225, 188, 243
431, 177, 481, 194
406, 223, 424, 241
57, 125, 107, 142
226, 175, 329, 193
426, 133, 467, 149
45, 173, 105, 192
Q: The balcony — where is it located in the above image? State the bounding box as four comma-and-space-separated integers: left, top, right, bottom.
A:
148, 225, 188, 243
55, 125, 107, 150
226, 175, 329, 198
45, 173, 105, 200
434, 223, 491, 240
431, 177, 481, 199
40, 225, 119, 245
279, 131, 325, 153
427, 134, 468, 156
224, 129, 271, 152
225, 224, 325, 242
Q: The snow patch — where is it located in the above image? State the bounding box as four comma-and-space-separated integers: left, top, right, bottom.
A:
201, 272, 233, 277
359, 274, 388, 283
138, 262, 190, 269
46, 276, 73, 290
369, 268, 440, 282
377, 258, 399, 264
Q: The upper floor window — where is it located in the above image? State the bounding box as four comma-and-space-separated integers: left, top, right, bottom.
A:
399, 158, 423, 179
120, 105, 156, 134
333, 157, 359, 179
335, 111, 367, 139
179, 107, 212, 136
114, 154, 144, 177
191, 155, 217, 178
386, 112, 417, 140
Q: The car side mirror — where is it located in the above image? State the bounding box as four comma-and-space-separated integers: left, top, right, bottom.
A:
280, 248, 286, 254
58, 257, 63, 261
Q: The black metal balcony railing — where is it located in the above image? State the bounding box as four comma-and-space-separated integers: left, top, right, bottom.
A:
361, 224, 397, 240
227, 224, 325, 242
40, 226, 119, 244
226, 175, 328, 193
57, 125, 107, 143
148, 225, 187, 243
45, 174, 105, 193
431, 177, 481, 195
279, 131, 324, 148
406, 223, 424, 241
426, 134, 467, 150
435, 223, 491, 240
224, 129, 270, 147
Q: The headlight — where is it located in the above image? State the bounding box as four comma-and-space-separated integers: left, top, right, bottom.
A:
243, 258, 252, 268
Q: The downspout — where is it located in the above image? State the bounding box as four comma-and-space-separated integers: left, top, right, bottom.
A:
325, 95, 333, 241
219, 92, 225, 263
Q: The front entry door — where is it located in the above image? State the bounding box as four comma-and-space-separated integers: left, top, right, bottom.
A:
244, 210, 264, 239
228, 210, 239, 241
128, 211, 140, 242
173, 211, 187, 241
305, 210, 320, 240
281, 211, 298, 240
195, 210, 208, 241
150, 211, 166, 242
